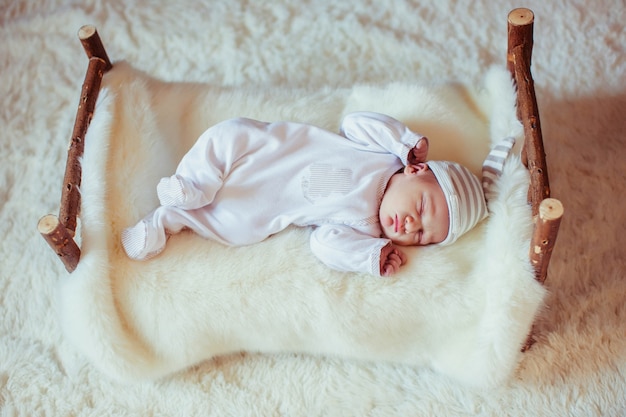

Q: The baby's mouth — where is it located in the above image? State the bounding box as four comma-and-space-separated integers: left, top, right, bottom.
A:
394, 214, 399, 233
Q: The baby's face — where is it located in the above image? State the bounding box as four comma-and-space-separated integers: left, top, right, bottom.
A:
379, 163, 450, 246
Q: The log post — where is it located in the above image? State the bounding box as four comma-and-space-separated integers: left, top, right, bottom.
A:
507, 8, 534, 82
38, 214, 81, 273
507, 8, 550, 216
530, 198, 563, 284
522, 197, 563, 352
78, 25, 113, 70
59, 56, 108, 236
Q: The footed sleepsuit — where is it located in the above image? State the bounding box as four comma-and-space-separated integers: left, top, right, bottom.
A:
131, 112, 424, 275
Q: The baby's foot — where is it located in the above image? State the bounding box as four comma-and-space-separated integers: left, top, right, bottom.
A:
157, 175, 187, 207
121, 219, 167, 260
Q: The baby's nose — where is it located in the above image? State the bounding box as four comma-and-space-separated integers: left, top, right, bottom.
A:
405, 216, 419, 233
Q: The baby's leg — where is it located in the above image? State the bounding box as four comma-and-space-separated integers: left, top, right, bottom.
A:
158, 118, 261, 210
156, 127, 237, 210
157, 174, 218, 209
121, 206, 227, 260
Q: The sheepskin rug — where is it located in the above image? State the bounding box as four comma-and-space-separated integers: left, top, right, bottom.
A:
1, 1, 624, 416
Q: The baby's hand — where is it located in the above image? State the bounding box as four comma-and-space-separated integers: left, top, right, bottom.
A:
380, 243, 407, 277
408, 136, 429, 165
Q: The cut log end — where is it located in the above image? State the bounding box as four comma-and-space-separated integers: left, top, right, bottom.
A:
530, 197, 563, 285
38, 214, 80, 273
37, 214, 60, 234
78, 25, 97, 40
77, 25, 113, 71
539, 198, 564, 221
508, 8, 534, 26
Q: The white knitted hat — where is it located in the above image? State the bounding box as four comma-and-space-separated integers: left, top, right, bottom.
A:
427, 161, 488, 246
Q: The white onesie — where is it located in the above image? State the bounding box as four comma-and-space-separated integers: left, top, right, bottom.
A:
131, 112, 423, 276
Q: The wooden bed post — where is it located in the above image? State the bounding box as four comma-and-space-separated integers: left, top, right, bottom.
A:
530, 198, 564, 285
507, 8, 551, 214
38, 26, 112, 273
507, 8, 564, 351
78, 25, 112, 70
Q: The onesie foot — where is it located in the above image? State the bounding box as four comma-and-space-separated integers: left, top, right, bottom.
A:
121, 219, 167, 261
157, 175, 187, 207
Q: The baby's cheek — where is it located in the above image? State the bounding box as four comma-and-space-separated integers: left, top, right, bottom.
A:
380, 216, 393, 228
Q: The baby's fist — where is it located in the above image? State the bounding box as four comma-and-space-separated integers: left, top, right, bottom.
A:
408, 137, 429, 164
380, 243, 407, 277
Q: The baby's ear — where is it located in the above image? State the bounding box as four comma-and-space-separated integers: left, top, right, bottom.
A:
404, 162, 428, 175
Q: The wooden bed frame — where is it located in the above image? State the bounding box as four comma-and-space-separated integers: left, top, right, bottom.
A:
38, 8, 563, 350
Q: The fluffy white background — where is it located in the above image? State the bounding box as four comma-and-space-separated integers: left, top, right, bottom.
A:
1, 0, 625, 416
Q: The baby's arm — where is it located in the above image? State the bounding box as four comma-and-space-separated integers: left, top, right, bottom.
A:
310, 225, 403, 276
340, 112, 427, 164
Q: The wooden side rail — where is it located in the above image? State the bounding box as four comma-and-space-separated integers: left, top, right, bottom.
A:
507, 8, 564, 352
506, 8, 563, 285
38, 26, 112, 272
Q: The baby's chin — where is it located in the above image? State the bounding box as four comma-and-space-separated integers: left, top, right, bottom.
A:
388, 235, 439, 247
388, 237, 422, 247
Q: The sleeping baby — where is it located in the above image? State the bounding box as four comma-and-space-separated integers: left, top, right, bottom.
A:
122, 112, 511, 276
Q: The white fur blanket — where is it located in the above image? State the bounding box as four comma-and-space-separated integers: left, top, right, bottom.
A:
2, 1, 625, 416
59, 62, 543, 389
